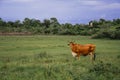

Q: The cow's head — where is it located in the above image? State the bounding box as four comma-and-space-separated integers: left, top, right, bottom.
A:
68, 42, 74, 46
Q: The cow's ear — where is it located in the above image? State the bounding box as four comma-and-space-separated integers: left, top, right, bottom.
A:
67, 43, 69, 45
73, 40, 75, 43
67, 41, 70, 45
67, 41, 70, 43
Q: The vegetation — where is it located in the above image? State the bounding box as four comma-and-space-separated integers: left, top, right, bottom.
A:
0, 35, 120, 80
0, 18, 120, 39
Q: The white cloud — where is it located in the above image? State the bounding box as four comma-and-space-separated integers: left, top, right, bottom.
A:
100, 14, 106, 18
0, 0, 120, 24
77, 0, 105, 6
98, 3, 120, 10
1, 0, 35, 3
77, 0, 120, 10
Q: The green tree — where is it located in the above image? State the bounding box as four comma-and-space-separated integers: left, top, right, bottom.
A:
43, 19, 50, 28
99, 18, 106, 24
113, 18, 120, 25
50, 17, 59, 24
23, 18, 32, 28
14, 20, 21, 27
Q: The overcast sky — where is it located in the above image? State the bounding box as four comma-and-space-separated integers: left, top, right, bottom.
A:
0, 0, 120, 24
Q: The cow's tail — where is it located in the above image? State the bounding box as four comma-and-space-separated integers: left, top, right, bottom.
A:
89, 45, 96, 61
93, 53, 96, 61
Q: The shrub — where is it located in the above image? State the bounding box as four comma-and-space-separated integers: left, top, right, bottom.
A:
88, 61, 120, 80
91, 31, 108, 39
92, 29, 120, 39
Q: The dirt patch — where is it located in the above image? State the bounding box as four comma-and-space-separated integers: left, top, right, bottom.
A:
0, 32, 32, 36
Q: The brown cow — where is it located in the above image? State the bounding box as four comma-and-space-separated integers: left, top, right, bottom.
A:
68, 42, 96, 61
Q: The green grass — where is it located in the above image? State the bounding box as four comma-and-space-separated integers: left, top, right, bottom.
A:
0, 35, 120, 80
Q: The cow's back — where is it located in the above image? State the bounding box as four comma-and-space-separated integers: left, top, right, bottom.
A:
85, 44, 96, 52
73, 44, 91, 55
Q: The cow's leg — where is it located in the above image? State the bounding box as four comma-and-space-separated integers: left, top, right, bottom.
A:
90, 52, 94, 61
76, 54, 80, 60
78, 56, 80, 60
90, 52, 96, 61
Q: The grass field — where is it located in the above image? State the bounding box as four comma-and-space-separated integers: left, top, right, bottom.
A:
0, 35, 120, 80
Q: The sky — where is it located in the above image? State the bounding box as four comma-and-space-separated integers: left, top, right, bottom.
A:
0, 0, 120, 24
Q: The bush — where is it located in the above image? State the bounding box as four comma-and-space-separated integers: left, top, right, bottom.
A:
88, 61, 120, 80
91, 30, 108, 39
92, 29, 120, 39
107, 29, 120, 39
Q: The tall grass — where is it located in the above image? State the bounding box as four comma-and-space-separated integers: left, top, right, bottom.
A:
0, 35, 120, 80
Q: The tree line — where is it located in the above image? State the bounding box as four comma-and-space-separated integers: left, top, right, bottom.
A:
0, 17, 120, 39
